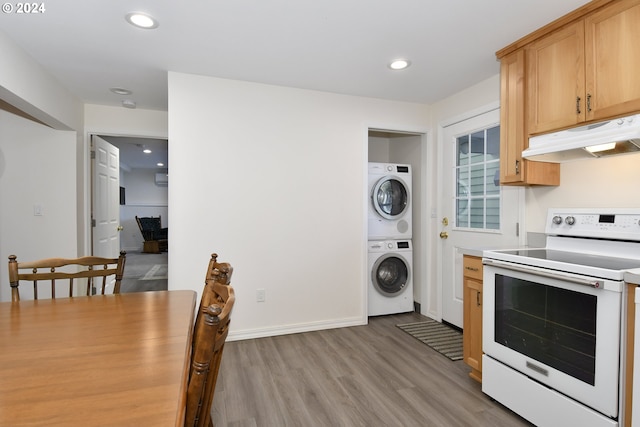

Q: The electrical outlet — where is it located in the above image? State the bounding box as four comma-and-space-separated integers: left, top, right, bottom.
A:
256, 289, 266, 302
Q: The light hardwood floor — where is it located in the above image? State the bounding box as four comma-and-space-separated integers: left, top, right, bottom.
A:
211, 311, 532, 426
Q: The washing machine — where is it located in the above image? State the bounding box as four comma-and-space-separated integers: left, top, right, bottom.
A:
368, 240, 414, 316
368, 162, 412, 240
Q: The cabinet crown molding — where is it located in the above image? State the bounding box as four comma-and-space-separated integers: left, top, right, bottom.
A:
496, 0, 613, 59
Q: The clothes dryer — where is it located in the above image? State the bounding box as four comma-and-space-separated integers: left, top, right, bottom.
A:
368, 162, 412, 240
368, 240, 413, 316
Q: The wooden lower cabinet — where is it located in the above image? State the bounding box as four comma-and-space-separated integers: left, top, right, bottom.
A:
463, 255, 483, 382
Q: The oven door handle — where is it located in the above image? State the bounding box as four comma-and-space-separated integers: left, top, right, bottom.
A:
482, 259, 604, 289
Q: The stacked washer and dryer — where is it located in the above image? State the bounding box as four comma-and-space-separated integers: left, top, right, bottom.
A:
367, 162, 414, 316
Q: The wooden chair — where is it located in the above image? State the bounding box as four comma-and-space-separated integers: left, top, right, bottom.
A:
185, 254, 235, 427
135, 215, 168, 253
8, 251, 127, 302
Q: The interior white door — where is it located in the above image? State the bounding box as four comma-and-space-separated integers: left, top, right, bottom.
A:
439, 109, 523, 328
92, 135, 121, 263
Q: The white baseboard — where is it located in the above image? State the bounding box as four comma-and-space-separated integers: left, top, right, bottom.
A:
227, 316, 367, 341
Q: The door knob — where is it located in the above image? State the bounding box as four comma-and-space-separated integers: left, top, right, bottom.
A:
117, 226, 124, 231
439, 231, 448, 239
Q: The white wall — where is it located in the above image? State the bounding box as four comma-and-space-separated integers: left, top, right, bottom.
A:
368, 136, 391, 162
84, 104, 168, 138
525, 154, 640, 232
0, 31, 82, 132
0, 111, 77, 302
168, 72, 430, 339
431, 75, 500, 125
0, 31, 85, 259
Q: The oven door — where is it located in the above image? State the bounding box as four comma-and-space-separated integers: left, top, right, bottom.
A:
483, 259, 623, 418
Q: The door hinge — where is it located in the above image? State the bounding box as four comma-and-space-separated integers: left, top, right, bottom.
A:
90, 150, 96, 159
91, 218, 96, 227
516, 222, 520, 237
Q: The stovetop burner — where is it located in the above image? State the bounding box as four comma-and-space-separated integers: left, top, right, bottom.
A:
484, 209, 640, 280
497, 248, 640, 272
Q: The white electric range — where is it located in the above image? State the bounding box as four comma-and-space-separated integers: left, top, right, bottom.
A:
482, 208, 640, 427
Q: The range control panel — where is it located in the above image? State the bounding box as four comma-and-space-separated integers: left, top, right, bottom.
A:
546, 208, 640, 241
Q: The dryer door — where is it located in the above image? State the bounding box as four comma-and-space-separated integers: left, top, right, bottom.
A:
372, 177, 409, 220
372, 254, 410, 296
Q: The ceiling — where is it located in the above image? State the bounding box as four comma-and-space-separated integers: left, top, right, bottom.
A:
0, 0, 590, 112
99, 136, 168, 170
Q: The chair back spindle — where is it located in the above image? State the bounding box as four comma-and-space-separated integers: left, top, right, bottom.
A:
8, 252, 126, 302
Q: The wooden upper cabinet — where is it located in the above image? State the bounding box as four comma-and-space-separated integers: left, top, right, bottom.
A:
585, 0, 640, 121
527, 22, 585, 135
528, 0, 640, 135
500, 50, 526, 184
499, 50, 560, 186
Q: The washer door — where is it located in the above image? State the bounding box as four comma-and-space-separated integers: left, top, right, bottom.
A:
372, 254, 410, 297
372, 177, 409, 220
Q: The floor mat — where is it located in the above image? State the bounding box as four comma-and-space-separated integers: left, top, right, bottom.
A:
397, 318, 463, 361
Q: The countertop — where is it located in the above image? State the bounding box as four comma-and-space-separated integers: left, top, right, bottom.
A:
459, 245, 530, 258
459, 233, 547, 259
459, 247, 485, 258
626, 269, 640, 285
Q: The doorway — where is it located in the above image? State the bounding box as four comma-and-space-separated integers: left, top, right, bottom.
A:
367, 129, 426, 315
91, 135, 168, 292
437, 109, 524, 328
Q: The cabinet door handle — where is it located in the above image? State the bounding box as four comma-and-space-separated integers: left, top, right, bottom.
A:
576, 96, 581, 114
515, 159, 520, 174
587, 94, 592, 112
476, 292, 481, 307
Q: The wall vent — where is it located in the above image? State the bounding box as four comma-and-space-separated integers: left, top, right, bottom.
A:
155, 173, 168, 186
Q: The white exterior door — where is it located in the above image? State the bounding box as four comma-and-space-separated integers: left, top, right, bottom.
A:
439, 109, 523, 328
92, 135, 121, 263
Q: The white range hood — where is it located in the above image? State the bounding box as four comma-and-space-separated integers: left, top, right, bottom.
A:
523, 113, 640, 162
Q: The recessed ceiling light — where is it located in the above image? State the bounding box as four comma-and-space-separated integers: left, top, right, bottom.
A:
110, 87, 132, 95
143, 149, 152, 154
157, 162, 164, 167
389, 59, 411, 70
125, 12, 159, 29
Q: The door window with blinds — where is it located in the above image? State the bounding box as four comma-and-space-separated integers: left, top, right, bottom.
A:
455, 125, 500, 230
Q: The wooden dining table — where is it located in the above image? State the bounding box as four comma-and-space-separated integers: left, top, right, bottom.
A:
0, 290, 196, 427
